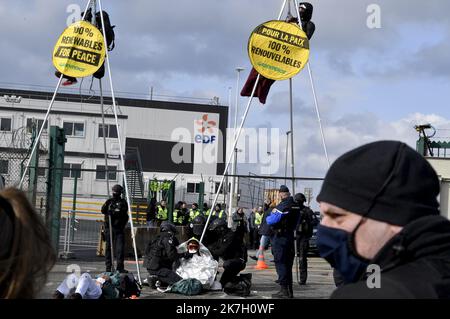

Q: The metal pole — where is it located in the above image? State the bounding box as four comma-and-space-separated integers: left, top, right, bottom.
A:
289, 79, 296, 194
229, 67, 244, 226
98, 0, 142, 283
294, 0, 330, 168
100, 79, 115, 272
19, 0, 93, 188
199, 0, 289, 243
284, 131, 291, 185
68, 174, 78, 254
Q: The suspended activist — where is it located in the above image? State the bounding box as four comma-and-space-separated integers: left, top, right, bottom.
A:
54, 9, 116, 86
240, 2, 315, 104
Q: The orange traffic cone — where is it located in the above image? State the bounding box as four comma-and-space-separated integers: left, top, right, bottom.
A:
254, 246, 269, 270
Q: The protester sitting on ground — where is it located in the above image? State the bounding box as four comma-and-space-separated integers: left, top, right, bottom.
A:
0, 188, 55, 299
174, 238, 219, 290
317, 141, 450, 298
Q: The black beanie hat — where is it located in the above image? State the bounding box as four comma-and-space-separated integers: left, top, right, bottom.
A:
317, 141, 440, 226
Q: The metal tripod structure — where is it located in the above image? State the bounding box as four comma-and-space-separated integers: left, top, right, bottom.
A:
199, 0, 331, 286
18, 0, 142, 284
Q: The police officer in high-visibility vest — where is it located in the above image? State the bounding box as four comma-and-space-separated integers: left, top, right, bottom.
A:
173, 201, 188, 226
189, 203, 201, 222
156, 200, 168, 224
206, 203, 227, 221
253, 206, 264, 249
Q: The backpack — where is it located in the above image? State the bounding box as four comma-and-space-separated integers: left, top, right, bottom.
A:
95, 11, 115, 51
143, 236, 164, 270
297, 207, 315, 238
169, 278, 203, 296
118, 273, 141, 298
223, 273, 252, 297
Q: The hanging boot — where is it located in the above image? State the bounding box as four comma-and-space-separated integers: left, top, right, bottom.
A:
271, 285, 290, 299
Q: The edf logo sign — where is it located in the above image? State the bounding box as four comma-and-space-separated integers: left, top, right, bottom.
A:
195, 114, 217, 144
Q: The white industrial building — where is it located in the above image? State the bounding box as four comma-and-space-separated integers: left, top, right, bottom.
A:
0, 87, 231, 219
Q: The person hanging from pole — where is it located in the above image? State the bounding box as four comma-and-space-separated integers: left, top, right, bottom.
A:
240, 2, 315, 104
54, 8, 116, 86
101, 184, 129, 273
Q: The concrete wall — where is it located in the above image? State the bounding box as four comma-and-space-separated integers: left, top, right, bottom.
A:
427, 158, 450, 219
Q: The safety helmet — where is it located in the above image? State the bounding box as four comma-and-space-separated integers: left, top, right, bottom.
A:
208, 217, 227, 232
112, 184, 123, 197
294, 193, 307, 204
160, 221, 177, 233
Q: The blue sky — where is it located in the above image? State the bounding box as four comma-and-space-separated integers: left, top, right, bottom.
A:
1, 0, 449, 203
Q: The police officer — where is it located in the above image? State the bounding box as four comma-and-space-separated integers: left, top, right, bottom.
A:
187, 214, 207, 241
267, 185, 300, 298
206, 203, 227, 221
232, 207, 248, 242
173, 201, 188, 226
146, 197, 157, 226
294, 193, 315, 285
207, 218, 248, 291
202, 203, 209, 215
155, 200, 168, 224
189, 203, 201, 222
254, 207, 264, 248
143, 221, 182, 289
101, 184, 129, 273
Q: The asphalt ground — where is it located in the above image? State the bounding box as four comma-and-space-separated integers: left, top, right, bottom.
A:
39, 250, 336, 299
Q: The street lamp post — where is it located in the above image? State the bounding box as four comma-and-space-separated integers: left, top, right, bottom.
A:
285, 131, 291, 185
229, 67, 245, 225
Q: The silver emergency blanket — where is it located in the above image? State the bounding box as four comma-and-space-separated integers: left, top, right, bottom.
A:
175, 238, 218, 289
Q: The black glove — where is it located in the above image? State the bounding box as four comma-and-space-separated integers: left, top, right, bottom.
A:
182, 252, 194, 260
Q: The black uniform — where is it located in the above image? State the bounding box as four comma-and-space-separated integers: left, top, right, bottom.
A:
144, 229, 182, 286
295, 204, 315, 284
101, 196, 129, 272
267, 194, 300, 298
331, 215, 450, 298
207, 220, 247, 287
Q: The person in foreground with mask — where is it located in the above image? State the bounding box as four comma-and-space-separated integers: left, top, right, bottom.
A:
316, 140, 450, 298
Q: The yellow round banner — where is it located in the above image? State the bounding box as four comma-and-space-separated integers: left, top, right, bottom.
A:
248, 20, 310, 81
52, 21, 106, 78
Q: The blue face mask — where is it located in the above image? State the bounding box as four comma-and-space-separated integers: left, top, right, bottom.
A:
316, 224, 370, 284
